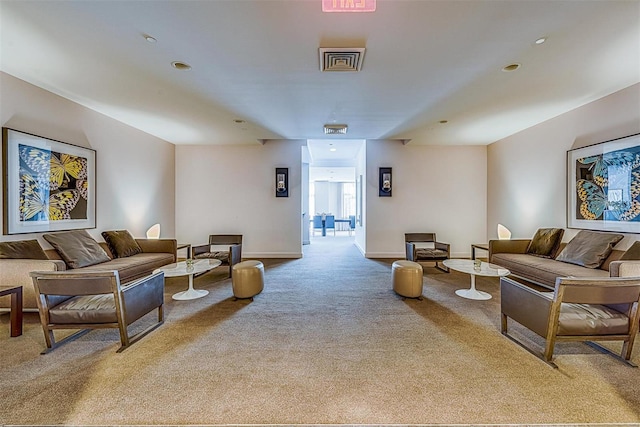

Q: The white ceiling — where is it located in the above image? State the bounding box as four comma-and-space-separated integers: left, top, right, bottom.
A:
1, 1, 639, 147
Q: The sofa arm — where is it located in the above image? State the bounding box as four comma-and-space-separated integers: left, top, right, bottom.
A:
136, 239, 177, 262
500, 277, 552, 337
609, 260, 640, 278
121, 271, 165, 324
192, 243, 209, 258
229, 244, 242, 267
435, 241, 450, 255
0, 259, 67, 309
405, 242, 416, 261
489, 239, 531, 262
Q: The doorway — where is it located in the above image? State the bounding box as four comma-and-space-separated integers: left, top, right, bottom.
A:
303, 139, 365, 253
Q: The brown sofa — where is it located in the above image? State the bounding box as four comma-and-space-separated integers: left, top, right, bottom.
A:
489, 236, 640, 290
1, 238, 176, 310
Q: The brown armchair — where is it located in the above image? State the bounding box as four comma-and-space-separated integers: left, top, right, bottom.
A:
501, 276, 640, 367
30, 270, 165, 354
192, 234, 243, 278
405, 233, 450, 273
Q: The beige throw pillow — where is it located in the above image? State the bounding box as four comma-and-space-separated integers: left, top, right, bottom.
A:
555, 230, 623, 268
0, 239, 48, 259
43, 230, 111, 269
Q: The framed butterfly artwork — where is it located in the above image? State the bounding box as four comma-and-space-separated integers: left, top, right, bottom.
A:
567, 133, 640, 234
2, 128, 96, 235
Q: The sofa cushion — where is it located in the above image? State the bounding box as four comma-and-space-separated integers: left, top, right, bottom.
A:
492, 253, 609, 288
43, 230, 111, 269
0, 239, 48, 259
78, 252, 175, 283
555, 230, 623, 269
620, 241, 640, 260
101, 230, 142, 258
526, 228, 564, 258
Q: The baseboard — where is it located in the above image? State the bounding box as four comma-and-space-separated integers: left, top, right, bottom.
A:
364, 251, 470, 260
243, 252, 302, 259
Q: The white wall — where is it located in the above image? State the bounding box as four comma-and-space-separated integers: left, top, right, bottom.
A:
0, 72, 175, 245
175, 140, 304, 258
364, 140, 487, 258
488, 83, 640, 248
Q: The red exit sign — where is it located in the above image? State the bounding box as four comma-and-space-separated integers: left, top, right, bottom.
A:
322, 0, 376, 12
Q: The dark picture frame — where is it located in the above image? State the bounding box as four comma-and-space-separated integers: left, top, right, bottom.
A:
2, 128, 96, 235
379, 167, 392, 197
275, 167, 288, 197
567, 133, 640, 233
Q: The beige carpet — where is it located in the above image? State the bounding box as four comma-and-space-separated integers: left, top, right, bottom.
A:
1, 236, 639, 426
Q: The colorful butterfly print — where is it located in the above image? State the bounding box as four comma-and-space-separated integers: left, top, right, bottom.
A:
577, 179, 607, 220
18, 145, 50, 186
578, 151, 637, 188
49, 152, 87, 190
19, 171, 79, 221
76, 178, 88, 200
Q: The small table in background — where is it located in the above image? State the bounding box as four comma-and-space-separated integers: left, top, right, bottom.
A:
177, 243, 192, 259
471, 243, 489, 260
443, 259, 510, 300
0, 285, 23, 337
154, 259, 221, 300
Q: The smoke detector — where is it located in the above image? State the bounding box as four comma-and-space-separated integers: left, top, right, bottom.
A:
324, 124, 348, 134
319, 48, 365, 72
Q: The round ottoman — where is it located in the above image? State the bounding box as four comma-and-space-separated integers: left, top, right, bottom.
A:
392, 260, 424, 299
232, 260, 264, 300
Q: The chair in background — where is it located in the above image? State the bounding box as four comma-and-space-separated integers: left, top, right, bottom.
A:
501, 276, 640, 368
192, 234, 243, 278
312, 215, 323, 236
325, 215, 336, 236
349, 215, 356, 236
405, 233, 450, 272
30, 270, 165, 353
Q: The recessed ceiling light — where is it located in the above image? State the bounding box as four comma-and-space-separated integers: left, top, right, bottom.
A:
330, 148, 337, 152
171, 61, 191, 71
234, 119, 245, 124
439, 120, 448, 124
502, 63, 521, 72
143, 34, 157, 43
535, 37, 547, 45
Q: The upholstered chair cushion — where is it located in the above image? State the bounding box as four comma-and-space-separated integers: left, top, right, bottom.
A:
0, 239, 48, 259
43, 230, 111, 269
556, 230, 623, 268
101, 230, 142, 258
526, 228, 564, 258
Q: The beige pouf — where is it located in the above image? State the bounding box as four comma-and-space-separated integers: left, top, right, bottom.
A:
232, 260, 264, 300
392, 260, 424, 299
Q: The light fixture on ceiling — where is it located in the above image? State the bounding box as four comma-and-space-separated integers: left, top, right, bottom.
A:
502, 63, 521, 72
535, 36, 547, 45
439, 120, 448, 124
171, 61, 192, 71
324, 124, 348, 135
143, 34, 157, 43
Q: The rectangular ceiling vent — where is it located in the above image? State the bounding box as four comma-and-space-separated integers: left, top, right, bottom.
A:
324, 124, 348, 134
319, 47, 365, 72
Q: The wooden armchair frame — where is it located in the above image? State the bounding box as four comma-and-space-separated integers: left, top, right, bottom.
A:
501, 276, 640, 368
30, 270, 165, 354
192, 234, 243, 278
405, 233, 450, 273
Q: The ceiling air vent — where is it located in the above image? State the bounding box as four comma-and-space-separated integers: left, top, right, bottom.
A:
324, 124, 348, 134
319, 48, 365, 72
